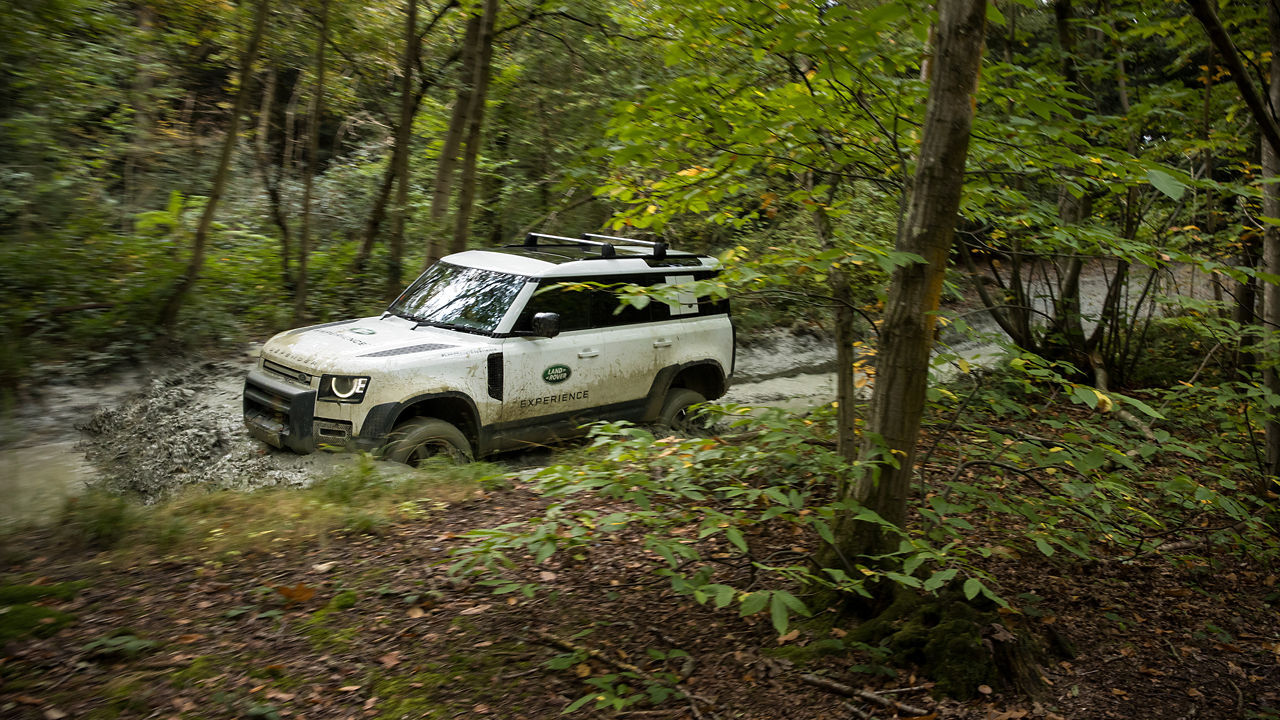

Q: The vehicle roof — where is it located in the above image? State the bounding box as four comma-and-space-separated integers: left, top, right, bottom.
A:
443, 244, 720, 278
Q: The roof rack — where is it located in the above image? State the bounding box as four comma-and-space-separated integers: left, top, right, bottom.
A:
523, 232, 616, 258
584, 233, 667, 260
517, 231, 669, 260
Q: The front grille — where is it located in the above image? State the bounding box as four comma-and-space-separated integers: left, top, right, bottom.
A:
263, 358, 312, 386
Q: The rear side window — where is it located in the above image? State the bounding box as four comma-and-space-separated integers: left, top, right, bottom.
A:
511, 272, 724, 333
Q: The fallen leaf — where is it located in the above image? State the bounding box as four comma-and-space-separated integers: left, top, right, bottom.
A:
338, 685, 361, 692
407, 607, 426, 619
473, 704, 491, 714
459, 604, 491, 616
274, 583, 316, 604
830, 628, 847, 638
266, 691, 295, 702
312, 562, 336, 573
176, 634, 205, 644
16, 696, 43, 706
574, 663, 593, 678
776, 629, 800, 645
1187, 687, 1203, 698
538, 571, 557, 582
43, 710, 67, 720
379, 652, 401, 668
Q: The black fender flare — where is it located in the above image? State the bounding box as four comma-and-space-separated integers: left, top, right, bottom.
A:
359, 391, 482, 450
641, 360, 728, 422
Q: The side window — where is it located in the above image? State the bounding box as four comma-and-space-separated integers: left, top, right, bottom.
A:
514, 282, 593, 332
593, 284, 654, 327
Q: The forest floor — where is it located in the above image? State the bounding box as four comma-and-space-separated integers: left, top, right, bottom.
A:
2, 445, 1278, 719
1, 328, 1278, 720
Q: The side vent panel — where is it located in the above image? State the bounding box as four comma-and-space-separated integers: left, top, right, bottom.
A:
487, 353, 504, 401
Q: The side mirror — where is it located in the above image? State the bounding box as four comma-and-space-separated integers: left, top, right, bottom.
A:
531, 312, 561, 338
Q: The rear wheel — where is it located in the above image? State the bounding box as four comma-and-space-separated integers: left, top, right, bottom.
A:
385, 418, 473, 465
657, 388, 709, 435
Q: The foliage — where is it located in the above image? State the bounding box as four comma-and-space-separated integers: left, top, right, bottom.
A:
452, 354, 1279, 644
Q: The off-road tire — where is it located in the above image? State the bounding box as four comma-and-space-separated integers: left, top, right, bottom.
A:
385, 418, 473, 465
657, 388, 709, 435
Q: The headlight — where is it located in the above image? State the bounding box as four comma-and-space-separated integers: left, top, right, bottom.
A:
319, 374, 371, 403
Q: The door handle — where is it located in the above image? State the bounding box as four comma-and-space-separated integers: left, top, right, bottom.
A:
577, 349, 600, 358
653, 339, 672, 348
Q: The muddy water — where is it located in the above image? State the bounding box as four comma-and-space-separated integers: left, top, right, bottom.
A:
0, 441, 91, 528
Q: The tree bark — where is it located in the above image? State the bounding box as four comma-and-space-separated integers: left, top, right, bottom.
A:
385, 0, 420, 297
252, 65, 294, 287
429, 9, 483, 227
448, 0, 498, 256
157, 0, 269, 329
353, 0, 459, 273
124, 3, 156, 225
1264, 2, 1280, 477
1189, 0, 1280, 477
296, 0, 328, 325
823, 0, 987, 566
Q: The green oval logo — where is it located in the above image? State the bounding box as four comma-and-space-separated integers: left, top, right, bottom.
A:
349, 328, 376, 335
542, 364, 571, 384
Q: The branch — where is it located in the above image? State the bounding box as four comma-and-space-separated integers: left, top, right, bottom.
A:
1188, 0, 1280, 155
532, 630, 718, 717
799, 674, 932, 717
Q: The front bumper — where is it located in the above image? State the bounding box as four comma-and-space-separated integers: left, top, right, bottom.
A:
243, 369, 318, 453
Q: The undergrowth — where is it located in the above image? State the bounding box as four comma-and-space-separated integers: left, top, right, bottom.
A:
450, 353, 1280, 650
42, 455, 501, 559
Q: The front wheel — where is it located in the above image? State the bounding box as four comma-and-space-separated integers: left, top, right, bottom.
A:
657, 388, 709, 435
384, 417, 474, 465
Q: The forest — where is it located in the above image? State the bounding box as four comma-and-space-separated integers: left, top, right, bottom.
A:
2, 0, 1280, 718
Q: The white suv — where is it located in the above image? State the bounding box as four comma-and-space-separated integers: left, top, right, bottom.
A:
243, 233, 734, 462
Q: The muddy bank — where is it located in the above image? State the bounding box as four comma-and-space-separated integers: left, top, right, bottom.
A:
78, 357, 362, 503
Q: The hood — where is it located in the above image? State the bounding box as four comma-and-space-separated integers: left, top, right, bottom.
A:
260, 316, 483, 372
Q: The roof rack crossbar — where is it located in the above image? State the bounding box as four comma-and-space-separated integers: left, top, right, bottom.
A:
524, 232, 616, 258
584, 233, 667, 260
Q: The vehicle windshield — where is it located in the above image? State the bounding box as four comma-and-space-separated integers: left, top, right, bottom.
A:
387, 262, 526, 333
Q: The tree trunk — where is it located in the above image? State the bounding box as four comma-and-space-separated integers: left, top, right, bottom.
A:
1264, 2, 1280, 477
448, 0, 498, 256
429, 9, 483, 226
822, 0, 987, 567
252, 66, 294, 287
296, 0, 328, 325
157, 0, 269, 329
353, 0, 459, 274
124, 3, 156, 226
1189, 0, 1280, 479
383, 0, 421, 297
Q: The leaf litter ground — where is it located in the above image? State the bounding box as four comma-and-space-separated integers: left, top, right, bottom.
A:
2, 467, 1277, 720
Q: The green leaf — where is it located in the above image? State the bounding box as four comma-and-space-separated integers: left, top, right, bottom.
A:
1147, 168, 1186, 201
739, 591, 770, 617
770, 592, 790, 635
1035, 538, 1055, 557
725, 526, 748, 553
963, 577, 983, 601
923, 567, 957, 592
713, 584, 736, 609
